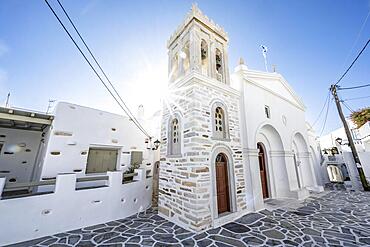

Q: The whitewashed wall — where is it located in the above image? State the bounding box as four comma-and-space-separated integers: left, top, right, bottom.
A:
319, 123, 365, 153
0, 170, 152, 246
359, 152, 370, 184
359, 122, 370, 152
234, 64, 320, 211
342, 152, 364, 190
40, 102, 151, 179
306, 123, 325, 187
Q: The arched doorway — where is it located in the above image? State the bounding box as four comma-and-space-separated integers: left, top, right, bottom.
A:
292, 132, 316, 187
256, 124, 289, 199
215, 153, 230, 214
257, 143, 269, 199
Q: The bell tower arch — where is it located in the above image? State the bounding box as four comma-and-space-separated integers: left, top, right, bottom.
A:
167, 4, 230, 84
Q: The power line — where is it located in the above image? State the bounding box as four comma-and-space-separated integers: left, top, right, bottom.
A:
55, 0, 148, 138
343, 95, 370, 101
338, 83, 370, 90
54, 0, 150, 138
341, 10, 370, 69
319, 93, 331, 136
335, 39, 370, 86
311, 90, 330, 127
342, 101, 354, 113
44, 0, 151, 139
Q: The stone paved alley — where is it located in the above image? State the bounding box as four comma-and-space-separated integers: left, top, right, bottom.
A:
9, 191, 370, 247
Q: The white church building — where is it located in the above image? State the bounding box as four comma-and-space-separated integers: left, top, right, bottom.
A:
0, 4, 326, 244
158, 5, 322, 232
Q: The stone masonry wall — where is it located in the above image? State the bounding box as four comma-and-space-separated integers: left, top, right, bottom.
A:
158, 78, 246, 231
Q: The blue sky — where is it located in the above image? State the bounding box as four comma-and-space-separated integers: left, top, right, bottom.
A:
0, 0, 369, 135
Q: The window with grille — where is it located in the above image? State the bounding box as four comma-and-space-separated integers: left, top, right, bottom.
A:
214, 107, 226, 139
168, 118, 181, 155
172, 119, 179, 144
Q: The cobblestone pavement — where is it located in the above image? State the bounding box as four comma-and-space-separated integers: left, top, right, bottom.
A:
9, 191, 370, 247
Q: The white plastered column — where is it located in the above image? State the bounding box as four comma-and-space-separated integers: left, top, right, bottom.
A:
243, 148, 264, 211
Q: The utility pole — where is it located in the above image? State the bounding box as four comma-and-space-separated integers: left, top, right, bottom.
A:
330, 84, 369, 190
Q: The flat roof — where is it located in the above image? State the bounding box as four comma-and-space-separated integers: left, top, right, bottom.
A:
0, 106, 53, 131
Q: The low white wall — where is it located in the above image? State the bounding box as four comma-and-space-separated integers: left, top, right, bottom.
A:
359, 152, 370, 182
0, 169, 152, 246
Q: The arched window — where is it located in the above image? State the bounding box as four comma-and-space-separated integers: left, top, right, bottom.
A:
215, 49, 223, 82
215, 107, 224, 134
171, 53, 179, 81
201, 40, 208, 76
182, 43, 190, 74
168, 117, 181, 155
211, 101, 230, 140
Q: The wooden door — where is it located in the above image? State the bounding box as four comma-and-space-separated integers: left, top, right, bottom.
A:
216, 154, 230, 214
258, 143, 269, 199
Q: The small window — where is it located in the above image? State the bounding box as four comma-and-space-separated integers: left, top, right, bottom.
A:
182, 43, 190, 74
168, 117, 181, 155
215, 49, 223, 82
213, 107, 228, 139
201, 40, 208, 76
131, 151, 143, 167
171, 53, 179, 81
265, 106, 271, 119
86, 148, 118, 174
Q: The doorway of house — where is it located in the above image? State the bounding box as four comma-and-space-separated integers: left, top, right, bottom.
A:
216, 153, 230, 214
257, 143, 269, 199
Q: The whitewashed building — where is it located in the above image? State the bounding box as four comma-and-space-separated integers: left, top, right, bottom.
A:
158, 5, 323, 232
0, 102, 157, 245
319, 120, 370, 191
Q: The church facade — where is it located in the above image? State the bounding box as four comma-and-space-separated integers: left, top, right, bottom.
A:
158, 5, 322, 232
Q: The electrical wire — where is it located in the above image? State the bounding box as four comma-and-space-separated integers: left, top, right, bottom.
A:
335, 39, 370, 86
342, 101, 354, 113
343, 95, 370, 101
311, 90, 330, 127
341, 10, 370, 70
44, 0, 151, 139
55, 0, 149, 138
319, 94, 331, 137
338, 83, 370, 90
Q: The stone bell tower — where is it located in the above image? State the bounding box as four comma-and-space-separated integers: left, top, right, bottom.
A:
158, 4, 246, 232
